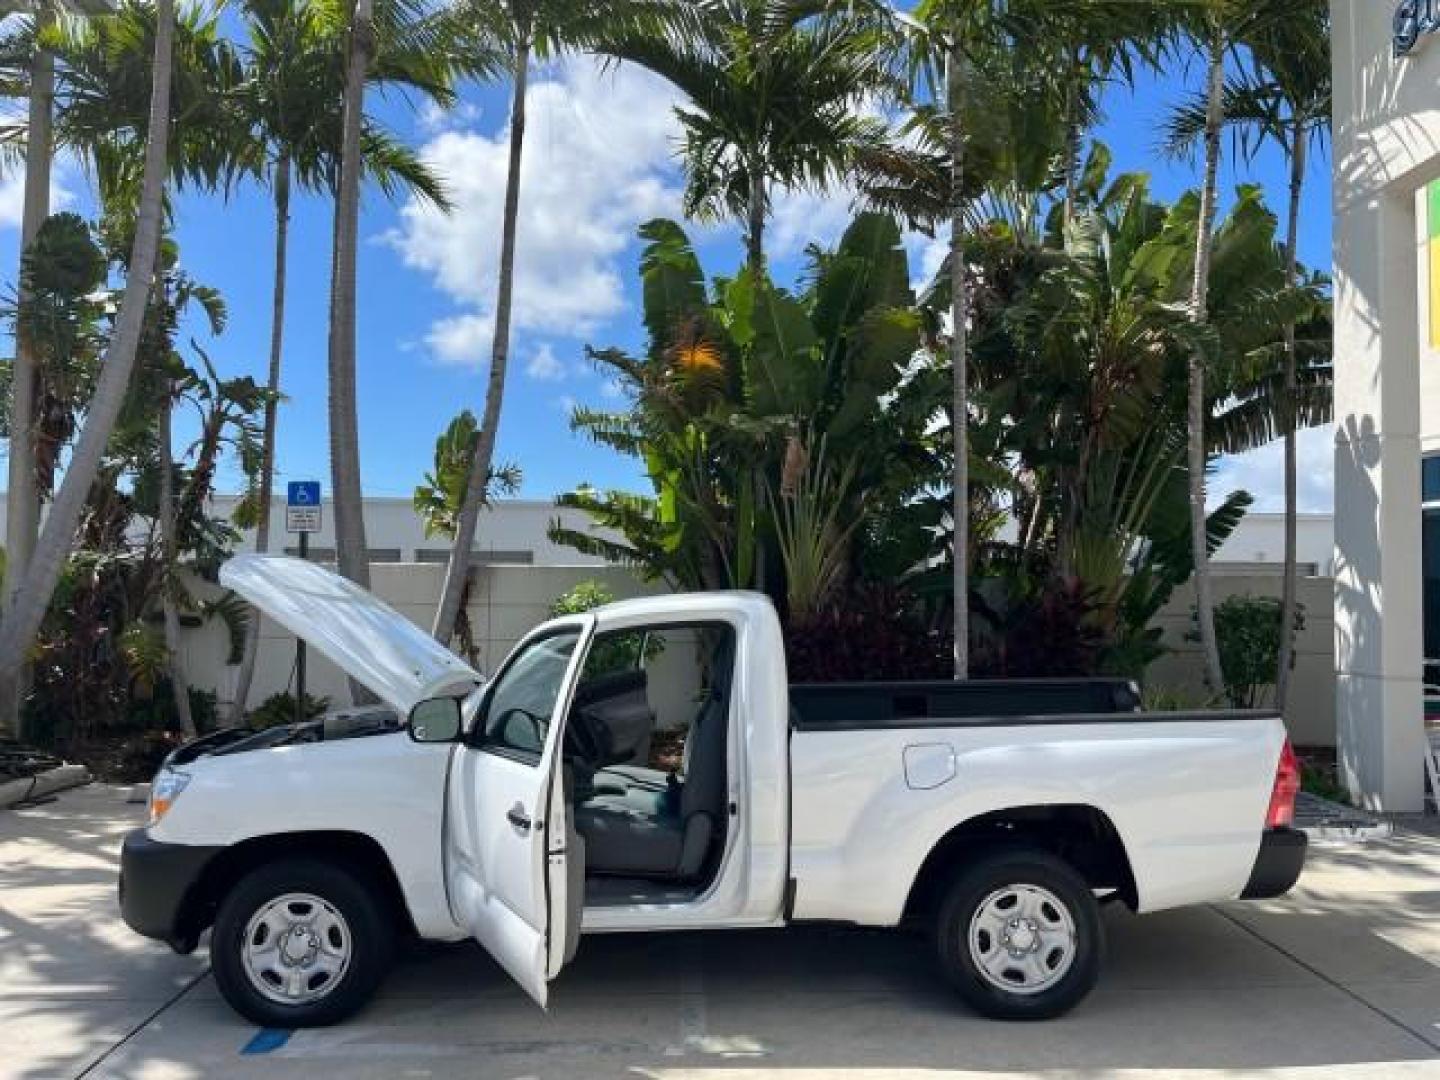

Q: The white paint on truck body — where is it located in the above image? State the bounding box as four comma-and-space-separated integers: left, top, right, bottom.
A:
149, 561, 1290, 1001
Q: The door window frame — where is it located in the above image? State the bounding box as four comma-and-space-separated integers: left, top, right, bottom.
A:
467, 621, 591, 766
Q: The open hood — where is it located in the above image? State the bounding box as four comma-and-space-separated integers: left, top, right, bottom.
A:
219, 554, 482, 716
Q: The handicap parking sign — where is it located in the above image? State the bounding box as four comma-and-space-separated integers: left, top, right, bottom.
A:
286, 481, 322, 533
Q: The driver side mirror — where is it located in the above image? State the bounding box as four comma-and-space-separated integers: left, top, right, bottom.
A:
408, 697, 462, 743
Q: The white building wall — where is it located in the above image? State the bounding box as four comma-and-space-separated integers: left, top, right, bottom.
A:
1330, 0, 1435, 810
0, 494, 617, 567
184, 564, 660, 715
1211, 514, 1335, 576
206, 494, 613, 566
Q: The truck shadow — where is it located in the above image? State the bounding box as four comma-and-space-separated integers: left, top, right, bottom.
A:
6, 787, 1440, 1079
358, 902, 1440, 1077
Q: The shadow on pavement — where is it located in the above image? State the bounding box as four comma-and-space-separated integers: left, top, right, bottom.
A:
4, 787, 1440, 1080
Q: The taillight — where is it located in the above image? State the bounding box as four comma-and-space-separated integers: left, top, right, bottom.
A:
1265, 739, 1301, 829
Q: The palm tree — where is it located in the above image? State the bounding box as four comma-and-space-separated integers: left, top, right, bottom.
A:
44, 1, 247, 213
227, 0, 463, 722
414, 410, 520, 666
0, 0, 176, 734
1182, 5, 1229, 696
328, 0, 483, 686
157, 371, 196, 738
328, 0, 375, 623
1044, 3, 1164, 230
1172, 0, 1310, 696
866, 0, 1039, 679
428, 0, 695, 649
1164, 0, 1331, 710
0, 4, 58, 736
945, 39, 969, 679
603, 0, 886, 270
6, 2, 55, 656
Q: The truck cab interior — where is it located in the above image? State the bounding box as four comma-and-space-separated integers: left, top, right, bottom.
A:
563, 623, 736, 905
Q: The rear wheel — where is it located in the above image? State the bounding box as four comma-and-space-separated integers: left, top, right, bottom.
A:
211, 858, 394, 1027
932, 847, 1102, 1020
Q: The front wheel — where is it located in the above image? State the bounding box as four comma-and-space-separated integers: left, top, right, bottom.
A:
211, 858, 395, 1028
933, 847, 1102, 1020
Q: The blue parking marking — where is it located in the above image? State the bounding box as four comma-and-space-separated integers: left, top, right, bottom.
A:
241, 1028, 293, 1055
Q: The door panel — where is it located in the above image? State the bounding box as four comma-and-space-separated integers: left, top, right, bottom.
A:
444, 620, 593, 1005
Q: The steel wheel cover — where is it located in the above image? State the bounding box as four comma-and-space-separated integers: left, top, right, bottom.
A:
966, 883, 1078, 996
241, 892, 353, 1006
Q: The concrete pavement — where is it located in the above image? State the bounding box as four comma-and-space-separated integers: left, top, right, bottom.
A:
3, 785, 1439, 1080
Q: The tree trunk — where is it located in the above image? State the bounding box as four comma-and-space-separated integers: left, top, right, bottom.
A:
328, 0, 375, 701
1275, 121, 1307, 712
0, 0, 175, 734
3, 4, 55, 739
230, 152, 291, 723
1061, 44, 1083, 232
1187, 27, 1226, 696
158, 380, 195, 738
746, 163, 765, 271
432, 43, 529, 646
948, 46, 969, 681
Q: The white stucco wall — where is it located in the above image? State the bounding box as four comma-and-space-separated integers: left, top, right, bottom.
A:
0, 495, 618, 567
1330, 0, 1436, 809
180, 563, 661, 714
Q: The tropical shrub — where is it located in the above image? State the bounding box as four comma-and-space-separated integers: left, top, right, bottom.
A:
552, 213, 940, 606
247, 691, 330, 729
971, 579, 1108, 678
549, 580, 617, 616
785, 585, 951, 684
1190, 594, 1306, 709
5, 217, 267, 747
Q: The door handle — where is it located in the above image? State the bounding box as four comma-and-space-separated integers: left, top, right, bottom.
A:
506, 804, 533, 832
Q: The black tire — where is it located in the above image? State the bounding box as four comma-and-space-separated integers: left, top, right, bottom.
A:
932, 846, 1102, 1020
211, 858, 395, 1028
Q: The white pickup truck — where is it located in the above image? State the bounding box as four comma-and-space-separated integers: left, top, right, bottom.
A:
119, 555, 1306, 1028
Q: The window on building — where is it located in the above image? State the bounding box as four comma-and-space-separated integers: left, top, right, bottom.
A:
414, 548, 534, 565
1212, 561, 1319, 577
281, 547, 401, 563
1423, 456, 1440, 674
284, 546, 336, 562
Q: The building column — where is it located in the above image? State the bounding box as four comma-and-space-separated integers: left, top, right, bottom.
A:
1334, 186, 1426, 812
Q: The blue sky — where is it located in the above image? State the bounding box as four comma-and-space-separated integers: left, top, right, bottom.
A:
0, 47, 1336, 513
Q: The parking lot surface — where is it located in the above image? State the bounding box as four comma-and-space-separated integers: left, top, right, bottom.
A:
3, 784, 1440, 1080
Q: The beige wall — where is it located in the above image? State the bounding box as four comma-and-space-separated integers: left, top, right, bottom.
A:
177, 563, 1338, 746
1146, 576, 1337, 748
179, 564, 659, 716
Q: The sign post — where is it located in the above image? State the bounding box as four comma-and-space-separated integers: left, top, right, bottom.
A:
286, 481, 322, 725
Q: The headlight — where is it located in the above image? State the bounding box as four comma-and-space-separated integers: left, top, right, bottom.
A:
148, 769, 191, 826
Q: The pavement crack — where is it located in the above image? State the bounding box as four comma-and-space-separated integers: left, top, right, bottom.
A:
74, 968, 211, 1080
1212, 906, 1440, 1055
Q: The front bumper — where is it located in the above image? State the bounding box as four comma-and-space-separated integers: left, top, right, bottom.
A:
118, 829, 223, 953
1239, 826, 1308, 899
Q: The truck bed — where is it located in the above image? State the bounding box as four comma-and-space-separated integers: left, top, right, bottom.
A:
786, 703, 1286, 924
788, 677, 1145, 730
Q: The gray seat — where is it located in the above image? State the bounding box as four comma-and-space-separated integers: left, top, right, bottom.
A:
575, 694, 727, 880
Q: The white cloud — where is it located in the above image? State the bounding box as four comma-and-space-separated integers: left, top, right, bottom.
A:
1211, 423, 1334, 514
768, 186, 859, 261
390, 58, 684, 362
525, 342, 566, 381
419, 99, 481, 134
908, 232, 947, 294
0, 163, 76, 230
426, 313, 495, 367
